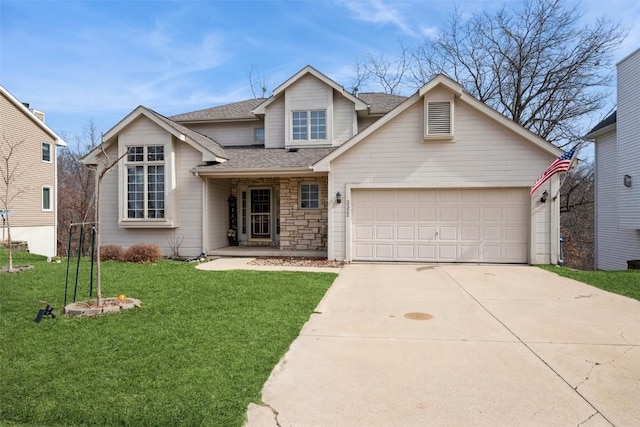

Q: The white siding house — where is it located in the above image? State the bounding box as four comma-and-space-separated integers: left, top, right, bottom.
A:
586, 48, 640, 270
84, 66, 562, 264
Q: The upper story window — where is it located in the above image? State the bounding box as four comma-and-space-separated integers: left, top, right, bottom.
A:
292, 110, 326, 140
300, 183, 320, 209
254, 128, 265, 144
42, 142, 51, 162
125, 145, 165, 219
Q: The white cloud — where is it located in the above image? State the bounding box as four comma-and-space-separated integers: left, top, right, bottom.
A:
420, 26, 438, 40
341, 0, 417, 36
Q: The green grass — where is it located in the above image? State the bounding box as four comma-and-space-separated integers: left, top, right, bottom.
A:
540, 265, 640, 301
0, 249, 336, 427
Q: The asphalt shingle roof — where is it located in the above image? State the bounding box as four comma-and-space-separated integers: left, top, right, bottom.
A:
587, 111, 617, 135
147, 108, 227, 159
170, 99, 266, 122
192, 146, 335, 172
357, 92, 407, 114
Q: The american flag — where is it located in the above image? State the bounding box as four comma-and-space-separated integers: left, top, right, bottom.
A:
530, 147, 576, 195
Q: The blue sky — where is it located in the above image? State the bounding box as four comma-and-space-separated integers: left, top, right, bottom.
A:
2, 0, 640, 144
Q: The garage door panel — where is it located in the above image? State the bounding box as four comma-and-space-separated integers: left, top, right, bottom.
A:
396, 226, 414, 240
418, 226, 437, 240
354, 244, 374, 259
460, 226, 480, 240
439, 226, 457, 240
439, 207, 458, 220
460, 245, 480, 261
396, 245, 415, 259
397, 207, 415, 221
418, 207, 436, 221
375, 245, 393, 259
376, 207, 394, 221
375, 226, 394, 240
417, 245, 436, 259
354, 206, 374, 221
355, 225, 374, 240
483, 227, 502, 241
352, 188, 528, 263
439, 245, 458, 260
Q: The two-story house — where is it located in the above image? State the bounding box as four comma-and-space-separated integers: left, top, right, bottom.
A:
84, 66, 562, 264
585, 48, 640, 270
0, 85, 67, 257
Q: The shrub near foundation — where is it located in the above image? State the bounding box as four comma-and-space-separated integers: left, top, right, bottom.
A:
123, 243, 163, 263
100, 244, 124, 261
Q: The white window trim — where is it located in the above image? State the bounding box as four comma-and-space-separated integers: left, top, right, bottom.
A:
299, 182, 321, 210
424, 100, 454, 140
42, 186, 53, 211
117, 141, 176, 228
41, 142, 52, 163
291, 110, 327, 142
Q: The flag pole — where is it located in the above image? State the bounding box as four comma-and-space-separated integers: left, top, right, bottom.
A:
552, 142, 583, 201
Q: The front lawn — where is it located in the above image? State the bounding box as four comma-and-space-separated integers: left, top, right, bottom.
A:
0, 249, 336, 427
541, 265, 640, 301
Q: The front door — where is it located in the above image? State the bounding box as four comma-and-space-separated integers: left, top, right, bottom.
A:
250, 189, 271, 238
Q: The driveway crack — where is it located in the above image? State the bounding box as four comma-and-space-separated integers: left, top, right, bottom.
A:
258, 402, 282, 427
576, 346, 635, 391
576, 411, 599, 426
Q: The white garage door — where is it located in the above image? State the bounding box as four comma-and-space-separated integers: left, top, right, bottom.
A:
351, 188, 529, 263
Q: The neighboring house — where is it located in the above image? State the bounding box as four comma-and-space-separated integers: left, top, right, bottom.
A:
585, 48, 640, 270
0, 85, 67, 257
83, 65, 562, 264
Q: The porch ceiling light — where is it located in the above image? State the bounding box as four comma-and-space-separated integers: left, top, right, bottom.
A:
336, 192, 342, 204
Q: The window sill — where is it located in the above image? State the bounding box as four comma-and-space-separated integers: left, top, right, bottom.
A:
423, 134, 454, 141
118, 219, 176, 229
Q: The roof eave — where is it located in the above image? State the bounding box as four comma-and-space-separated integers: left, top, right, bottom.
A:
191, 166, 322, 178
584, 123, 617, 140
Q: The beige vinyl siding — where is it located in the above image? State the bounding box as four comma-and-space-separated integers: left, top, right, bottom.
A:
187, 121, 262, 147
207, 178, 231, 250
617, 49, 640, 229
284, 74, 332, 147
0, 92, 56, 229
329, 99, 555, 262
265, 97, 285, 148
100, 125, 205, 257
333, 93, 356, 146
595, 129, 640, 269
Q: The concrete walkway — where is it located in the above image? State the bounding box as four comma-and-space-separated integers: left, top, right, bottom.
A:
245, 263, 640, 427
196, 257, 342, 274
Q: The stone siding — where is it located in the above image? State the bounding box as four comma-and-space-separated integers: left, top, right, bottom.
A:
279, 176, 328, 251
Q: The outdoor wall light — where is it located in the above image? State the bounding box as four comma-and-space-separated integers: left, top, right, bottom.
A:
624, 174, 632, 187
540, 190, 549, 203
336, 192, 342, 204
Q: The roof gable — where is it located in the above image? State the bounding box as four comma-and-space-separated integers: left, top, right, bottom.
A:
0, 84, 67, 147
252, 65, 368, 114
82, 106, 227, 165
314, 75, 562, 171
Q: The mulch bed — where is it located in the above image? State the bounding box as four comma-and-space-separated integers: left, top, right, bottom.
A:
249, 257, 343, 268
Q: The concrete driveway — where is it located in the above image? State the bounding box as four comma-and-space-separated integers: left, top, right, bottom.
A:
245, 264, 640, 427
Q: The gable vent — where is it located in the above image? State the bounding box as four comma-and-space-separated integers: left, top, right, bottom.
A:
426, 101, 452, 136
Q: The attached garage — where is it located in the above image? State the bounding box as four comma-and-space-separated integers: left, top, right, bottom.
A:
351, 188, 529, 263
315, 75, 564, 265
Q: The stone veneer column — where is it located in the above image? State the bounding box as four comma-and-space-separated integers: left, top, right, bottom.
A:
279, 176, 328, 251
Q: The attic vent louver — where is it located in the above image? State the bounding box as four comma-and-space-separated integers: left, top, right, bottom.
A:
426, 101, 452, 136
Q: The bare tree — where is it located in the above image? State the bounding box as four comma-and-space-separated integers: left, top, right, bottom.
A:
92, 145, 131, 306
355, 43, 413, 95
559, 163, 595, 269
57, 121, 100, 256
0, 135, 29, 271
246, 65, 270, 98
411, 0, 627, 146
